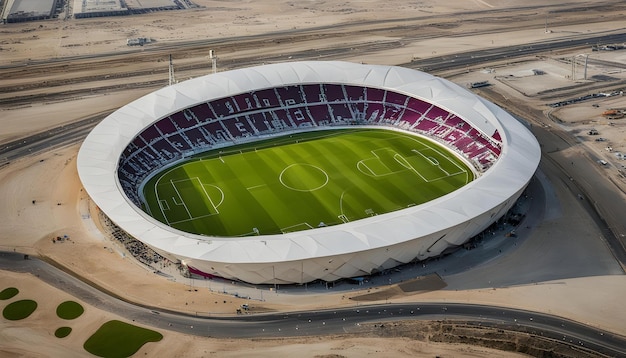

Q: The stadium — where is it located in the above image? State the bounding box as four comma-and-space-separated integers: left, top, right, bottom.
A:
77, 61, 540, 285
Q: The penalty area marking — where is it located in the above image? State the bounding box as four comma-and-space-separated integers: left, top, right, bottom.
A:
410, 145, 469, 183
170, 179, 192, 220
426, 157, 439, 166
204, 183, 225, 208
356, 148, 408, 178
281, 222, 314, 233
159, 177, 222, 225
356, 161, 376, 176
390, 134, 470, 183
158, 200, 170, 211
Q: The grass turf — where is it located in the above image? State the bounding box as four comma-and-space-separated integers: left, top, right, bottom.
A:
3, 299, 37, 320
0, 287, 19, 300
142, 128, 473, 237
83, 320, 162, 357
56, 300, 84, 320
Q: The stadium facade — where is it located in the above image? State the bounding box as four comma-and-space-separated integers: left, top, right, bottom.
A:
77, 61, 540, 284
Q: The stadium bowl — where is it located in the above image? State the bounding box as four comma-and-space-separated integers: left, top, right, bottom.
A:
77, 61, 540, 284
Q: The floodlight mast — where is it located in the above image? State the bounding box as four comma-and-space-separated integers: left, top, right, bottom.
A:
571, 53, 589, 81
209, 50, 217, 74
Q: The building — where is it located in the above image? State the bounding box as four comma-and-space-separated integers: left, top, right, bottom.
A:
77, 61, 540, 284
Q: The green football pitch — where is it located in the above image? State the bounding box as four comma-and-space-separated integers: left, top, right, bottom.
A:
141, 128, 474, 237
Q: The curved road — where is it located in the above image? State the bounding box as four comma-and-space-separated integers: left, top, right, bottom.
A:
1, 252, 624, 356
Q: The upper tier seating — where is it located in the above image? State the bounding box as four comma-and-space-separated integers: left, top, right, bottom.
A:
119, 84, 502, 205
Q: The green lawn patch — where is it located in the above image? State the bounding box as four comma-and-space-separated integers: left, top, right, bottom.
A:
55, 326, 72, 338
3, 299, 37, 320
83, 320, 163, 358
142, 128, 473, 237
0, 287, 19, 300
56, 300, 84, 320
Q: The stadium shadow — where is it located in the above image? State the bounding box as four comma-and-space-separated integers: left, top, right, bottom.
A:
423, 166, 625, 291
349, 274, 447, 302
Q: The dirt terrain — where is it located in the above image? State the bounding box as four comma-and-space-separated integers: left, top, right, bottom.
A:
1, 0, 626, 357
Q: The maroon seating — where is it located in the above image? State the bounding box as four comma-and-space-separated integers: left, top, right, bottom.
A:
170, 111, 198, 129
185, 128, 211, 147
453, 136, 475, 151
286, 107, 316, 127
221, 117, 256, 139
166, 133, 193, 151
344, 85, 366, 102
150, 138, 179, 158
415, 118, 439, 132
328, 103, 353, 123
322, 84, 346, 102
425, 106, 449, 121
201, 120, 232, 143
139, 125, 162, 143
154, 119, 177, 136
120, 84, 506, 205
385, 91, 407, 106
209, 97, 237, 118
246, 112, 272, 132
365, 87, 385, 102
302, 84, 324, 104
276, 86, 306, 106
306, 104, 332, 124
406, 98, 432, 115
232, 92, 258, 112
188, 103, 214, 122
265, 109, 292, 130
431, 124, 451, 138
382, 103, 404, 123
364, 102, 384, 123
443, 115, 463, 128
253, 88, 281, 108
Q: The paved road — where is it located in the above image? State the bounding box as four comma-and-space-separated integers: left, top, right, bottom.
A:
407, 32, 626, 72
0, 111, 110, 165
3, 31, 626, 163
1, 252, 624, 356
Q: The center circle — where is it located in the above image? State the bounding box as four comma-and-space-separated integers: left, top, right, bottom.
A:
279, 163, 329, 192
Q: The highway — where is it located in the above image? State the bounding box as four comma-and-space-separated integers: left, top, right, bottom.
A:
1, 251, 624, 356
0, 111, 110, 165
406, 32, 626, 72
3, 31, 626, 166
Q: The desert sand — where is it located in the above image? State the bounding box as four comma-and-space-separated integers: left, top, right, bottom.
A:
1, 0, 626, 356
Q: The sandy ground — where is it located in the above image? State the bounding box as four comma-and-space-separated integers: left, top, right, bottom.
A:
2, 0, 626, 356
1, 271, 531, 358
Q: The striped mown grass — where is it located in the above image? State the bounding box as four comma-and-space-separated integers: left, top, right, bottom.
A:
142, 128, 473, 237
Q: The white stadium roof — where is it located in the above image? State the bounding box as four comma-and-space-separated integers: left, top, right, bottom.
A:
77, 61, 540, 284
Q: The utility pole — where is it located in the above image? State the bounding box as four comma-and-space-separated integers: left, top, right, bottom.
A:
572, 54, 589, 81
209, 50, 217, 74
169, 54, 176, 86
